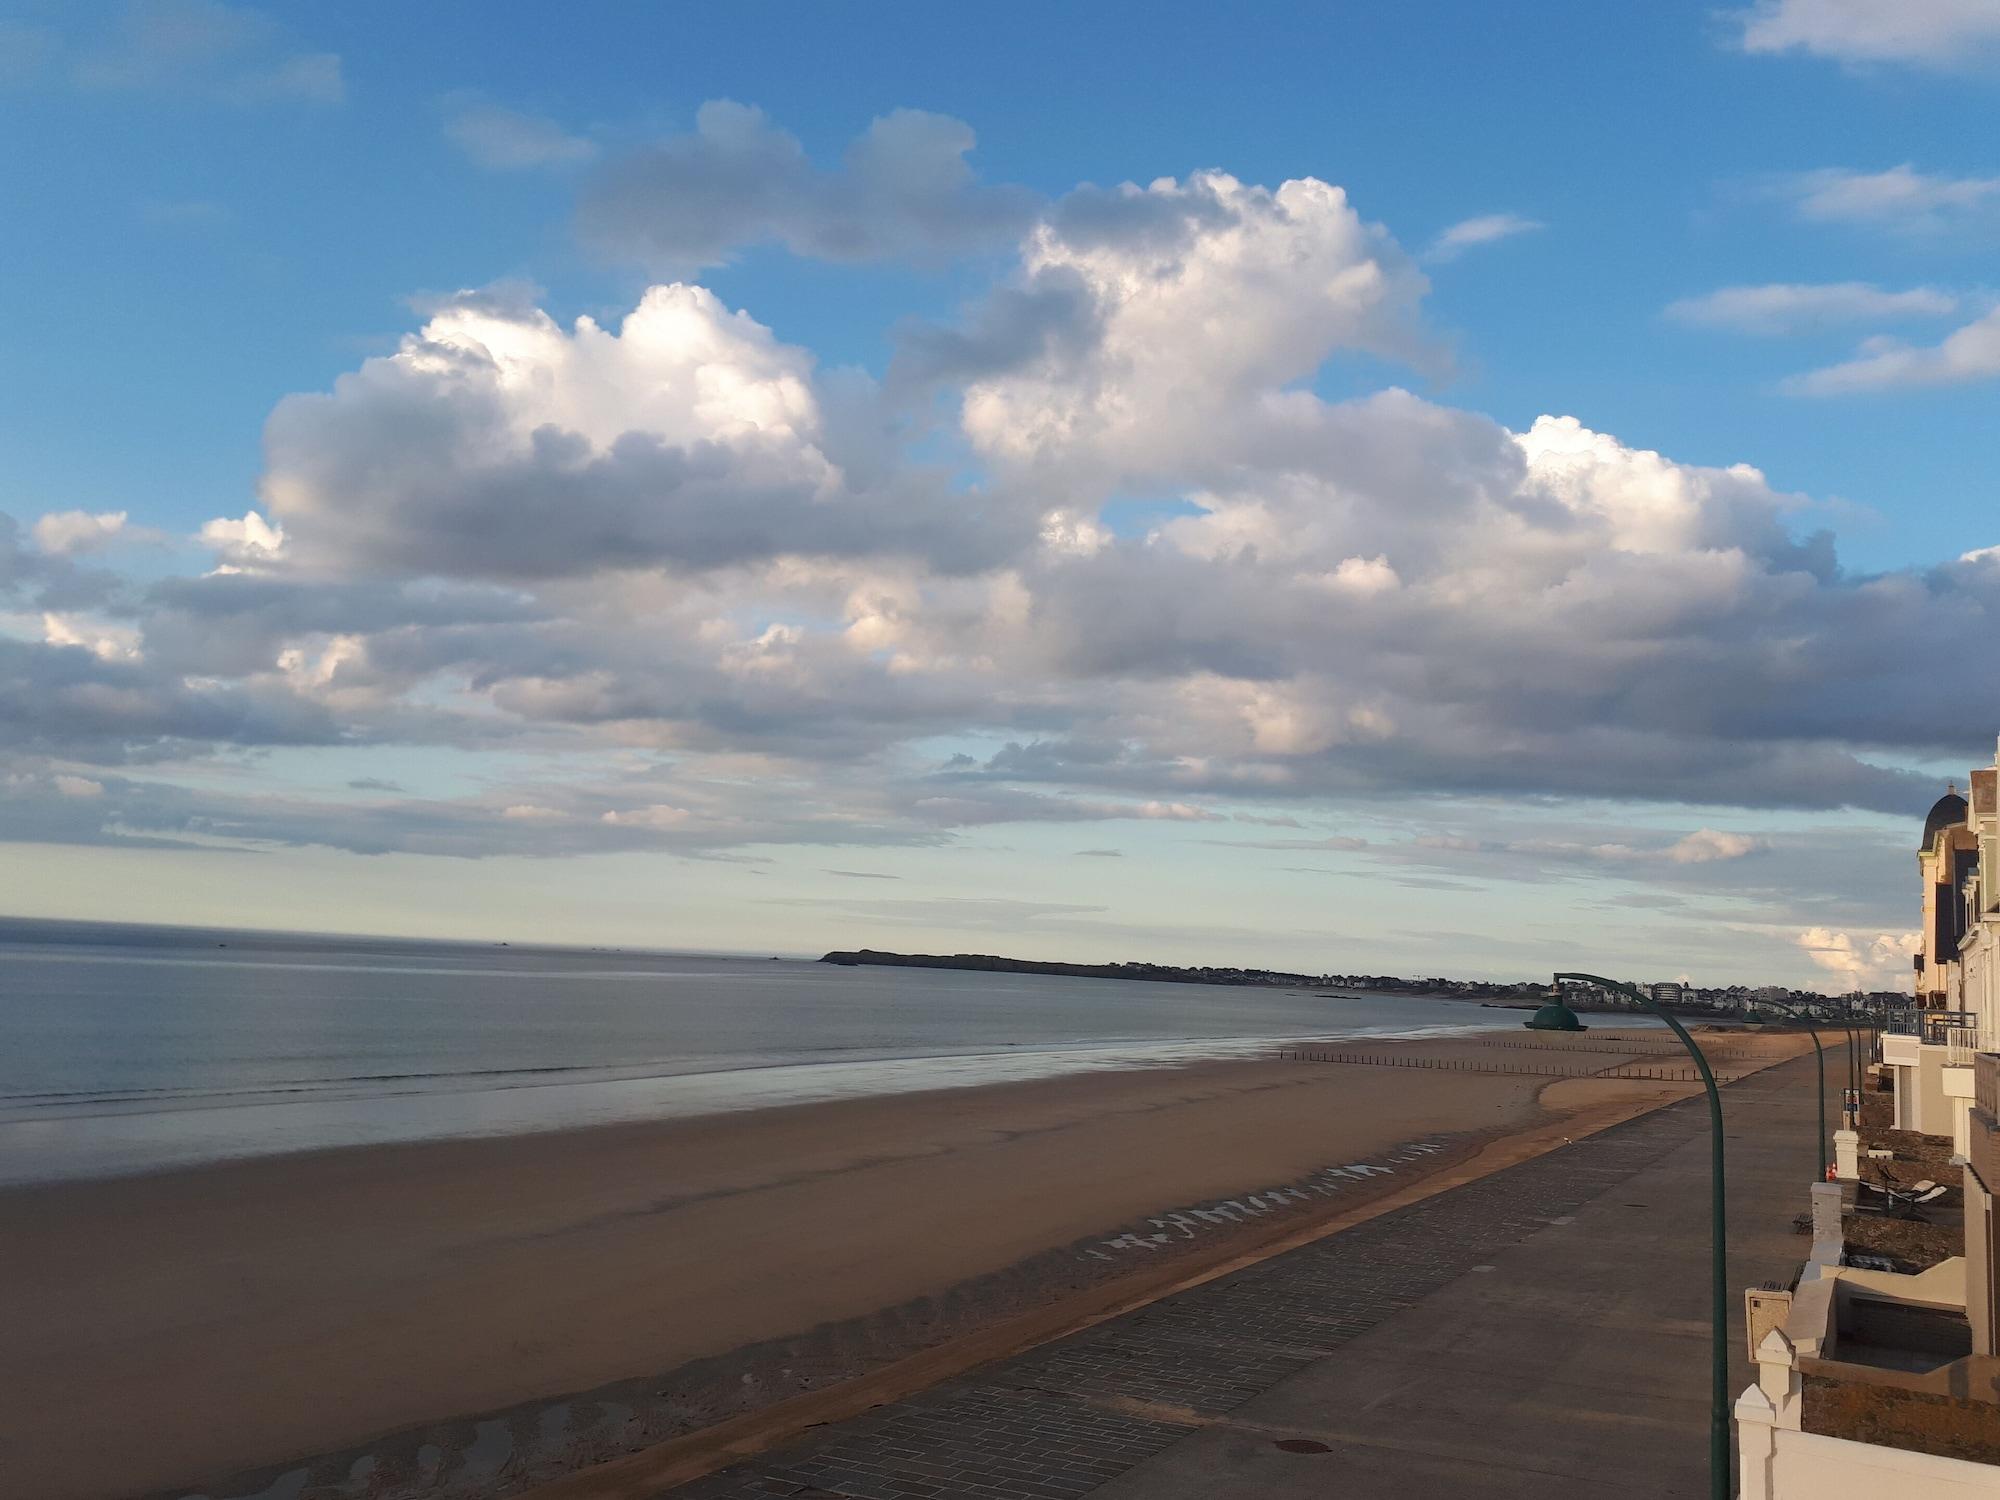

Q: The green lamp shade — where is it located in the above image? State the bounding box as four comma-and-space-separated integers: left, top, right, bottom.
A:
1525, 1001, 1588, 1032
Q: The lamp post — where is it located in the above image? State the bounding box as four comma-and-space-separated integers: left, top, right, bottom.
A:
1746, 998, 1828, 1180
1552, 972, 1728, 1500
1840, 1010, 1879, 1123
1843, 1019, 1867, 1125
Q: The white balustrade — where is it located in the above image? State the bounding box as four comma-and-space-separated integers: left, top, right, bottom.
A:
1944, 1024, 1999, 1066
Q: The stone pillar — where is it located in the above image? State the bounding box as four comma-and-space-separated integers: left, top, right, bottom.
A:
1834, 1127, 1860, 1181
1738, 1325, 1802, 1500
1735, 1383, 1777, 1500
1810, 1181, 1845, 1267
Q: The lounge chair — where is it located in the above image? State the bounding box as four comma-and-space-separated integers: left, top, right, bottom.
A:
1857, 1169, 1943, 1221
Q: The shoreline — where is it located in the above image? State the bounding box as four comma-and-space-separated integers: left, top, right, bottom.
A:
0, 1016, 1528, 1192
2, 1030, 1804, 1500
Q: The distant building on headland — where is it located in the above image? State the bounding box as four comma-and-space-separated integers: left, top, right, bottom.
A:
1605, 979, 1884, 1020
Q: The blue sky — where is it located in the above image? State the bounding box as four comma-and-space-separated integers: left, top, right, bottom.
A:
2, 0, 1998, 987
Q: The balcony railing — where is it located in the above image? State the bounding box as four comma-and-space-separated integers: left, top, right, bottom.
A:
1885, 1008, 1977, 1043
1946, 1025, 2000, 1066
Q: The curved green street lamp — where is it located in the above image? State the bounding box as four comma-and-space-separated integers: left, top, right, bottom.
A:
1551, 973, 1728, 1500
1746, 998, 1828, 1181
1525, 998, 1588, 1031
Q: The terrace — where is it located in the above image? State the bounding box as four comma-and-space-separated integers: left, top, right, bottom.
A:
1735, 1049, 2000, 1496
1880, 1011, 1981, 1147
1739, 1264, 2000, 1488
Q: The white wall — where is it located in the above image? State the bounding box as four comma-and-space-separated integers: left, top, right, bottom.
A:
1737, 1262, 2000, 1498
1967, 923, 2000, 1040
1737, 1420, 2000, 1498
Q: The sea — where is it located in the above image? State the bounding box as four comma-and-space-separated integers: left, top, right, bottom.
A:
0, 917, 1554, 1187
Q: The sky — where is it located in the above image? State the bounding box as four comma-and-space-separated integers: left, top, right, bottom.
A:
2, 0, 1998, 989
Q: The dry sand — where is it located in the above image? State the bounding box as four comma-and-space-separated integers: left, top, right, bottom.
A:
0, 1027, 1800, 1500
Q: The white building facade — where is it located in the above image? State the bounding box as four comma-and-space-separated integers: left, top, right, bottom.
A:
1741, 747, 2000, 1496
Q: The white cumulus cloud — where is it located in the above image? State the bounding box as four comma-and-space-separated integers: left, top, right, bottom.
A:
33, 510, 128, 555
1797, 926, 1919, 988
199, 510, 286, 568
42, 612, 143, 663
959, 170, 1434, 482
1666, 829, 1766, 863
256, 281, 1009, 579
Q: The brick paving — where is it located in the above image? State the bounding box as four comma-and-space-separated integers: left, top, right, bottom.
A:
663, 1067, 1773, 1500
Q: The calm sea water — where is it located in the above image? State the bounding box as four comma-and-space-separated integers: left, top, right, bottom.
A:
0, 918, 1544, 1186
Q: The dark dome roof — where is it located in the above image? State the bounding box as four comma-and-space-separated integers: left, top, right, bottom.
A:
1922, 791, 1968, 850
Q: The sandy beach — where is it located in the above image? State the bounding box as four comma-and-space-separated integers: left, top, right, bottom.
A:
0, 1028, 1800, 1500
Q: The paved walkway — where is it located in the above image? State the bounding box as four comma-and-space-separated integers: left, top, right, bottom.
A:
664, 1048, 1834, 1500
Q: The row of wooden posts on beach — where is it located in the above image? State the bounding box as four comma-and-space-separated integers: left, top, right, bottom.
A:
1276, 1046, 1725, 1083
1471, 1036, 1752, 1060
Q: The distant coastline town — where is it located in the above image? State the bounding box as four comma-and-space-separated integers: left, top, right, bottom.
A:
819, 948, 1897, 1018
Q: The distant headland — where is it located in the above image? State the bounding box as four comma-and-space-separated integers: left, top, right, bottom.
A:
817, 949, 1896, 1016
817, 948, 1537, 999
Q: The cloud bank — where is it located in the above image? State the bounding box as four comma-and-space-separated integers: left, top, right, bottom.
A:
0, 153, 1989, 982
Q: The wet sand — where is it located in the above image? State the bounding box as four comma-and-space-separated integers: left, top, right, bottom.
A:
0, 1028, 1799, 1500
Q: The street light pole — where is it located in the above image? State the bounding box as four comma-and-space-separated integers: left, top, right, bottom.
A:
1844, 1020, 1866, 1124
1553, 972, 1728, 1500
1841, 1011, 1879, 1123
1749, 998, 1828, 1180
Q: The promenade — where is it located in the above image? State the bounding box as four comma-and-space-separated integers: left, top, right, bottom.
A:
657, 1046, 1832, 1500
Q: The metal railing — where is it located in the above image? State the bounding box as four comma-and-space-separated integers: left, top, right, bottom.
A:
1885, 1008, 1976, 1043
